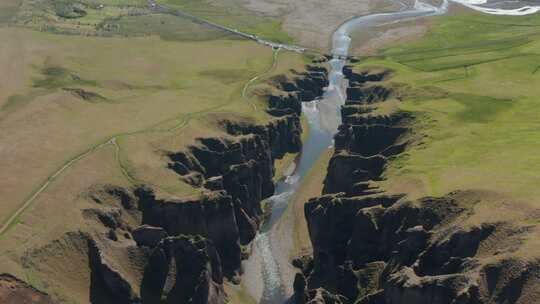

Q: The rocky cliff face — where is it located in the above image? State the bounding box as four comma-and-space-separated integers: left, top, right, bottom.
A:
14, 65, 328, 304
292, 67, 540, 304
157, 69, 328, 283
140, 235, 226, 304
4, 63, 328, 304
135, 189, 243, 279
266, 65, 329, 117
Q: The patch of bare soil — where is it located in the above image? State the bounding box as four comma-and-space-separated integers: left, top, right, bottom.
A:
0, 274, 55, 304
348, 2, 469, 56
350, 20, 430, 56
237, 0, 402, 51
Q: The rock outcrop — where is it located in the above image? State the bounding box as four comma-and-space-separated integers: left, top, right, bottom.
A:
132, 225, 168, 248
136, 189, 243, 278
88, 237, 141, 303
6, 64, 328, 304
140, 235, 226, 304
86, 65, 329, 303
159, 65, 327, 281
266, 65, 329, 116
292, 66, 540, 304
32, 229, 227, 304
162, 112, 304, 280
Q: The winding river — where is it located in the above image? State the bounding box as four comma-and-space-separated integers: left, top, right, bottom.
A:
243, 0, 540, 303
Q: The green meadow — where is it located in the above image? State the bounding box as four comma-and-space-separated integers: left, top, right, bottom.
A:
161, 0, 293, 43
14, 0, 292, 43
0, 2, 304, 300
355, 12, 540, 203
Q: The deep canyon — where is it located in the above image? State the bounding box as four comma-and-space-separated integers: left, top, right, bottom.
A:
1, 0, 540, 303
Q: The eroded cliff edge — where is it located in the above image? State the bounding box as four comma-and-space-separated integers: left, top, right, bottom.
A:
5, 63, 329, 304
291, 66, 540, 304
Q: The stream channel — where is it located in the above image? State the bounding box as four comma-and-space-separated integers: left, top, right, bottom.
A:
241, 0, 539, 302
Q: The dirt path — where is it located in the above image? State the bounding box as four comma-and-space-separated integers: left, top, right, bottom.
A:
239, 0, 399, 51
0, 48, 281, 238
0, 139, 114, 236
243, 48, 281, 111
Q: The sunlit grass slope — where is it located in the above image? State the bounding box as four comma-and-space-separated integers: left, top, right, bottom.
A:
0, 4, 305, 301
0, 24, 306, 230
355, 12, 540, 206
161, 0, 293, 43
14, 0, 292, 43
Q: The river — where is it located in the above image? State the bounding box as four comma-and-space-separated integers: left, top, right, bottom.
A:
242, 0, 540, 303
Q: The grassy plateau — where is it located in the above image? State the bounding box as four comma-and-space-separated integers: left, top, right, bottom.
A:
0, 2, 307, 301
350, 11, 540, 259
13, 0, 292, 43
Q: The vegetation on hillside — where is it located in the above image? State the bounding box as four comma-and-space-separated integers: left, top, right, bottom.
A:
355, 11, 540, 205
161, 0, 293, 43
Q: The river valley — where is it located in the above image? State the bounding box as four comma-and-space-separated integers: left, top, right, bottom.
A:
243, 0, 540, 303
1, 0, 539, 302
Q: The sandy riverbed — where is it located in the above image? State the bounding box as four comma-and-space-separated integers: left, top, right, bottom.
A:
234, 0, 405, 51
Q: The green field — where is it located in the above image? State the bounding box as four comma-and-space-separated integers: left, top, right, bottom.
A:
12, 0, 293, 43
0, 5, 306, 300
353, 12, 540, 207
161, 0, 293, 43
101, 13, 238, 41
0, 22, 307, 236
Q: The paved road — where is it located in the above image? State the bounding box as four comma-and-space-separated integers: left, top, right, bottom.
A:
147, 0, 306, 53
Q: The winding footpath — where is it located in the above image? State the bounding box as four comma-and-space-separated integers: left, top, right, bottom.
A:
242, 48, 282, 111
0, 48, 282, 237
0, 139, 115, 236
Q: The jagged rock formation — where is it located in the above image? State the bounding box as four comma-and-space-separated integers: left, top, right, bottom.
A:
136, 189, 243, 278
293, 273, 309, 304
343, 67, 392, 105
7, 65, 328, 303
307, 288, 347, 304
292, 66, 540, 304
162, 96, 306, 282
157, 65, 327, 282
25, 227, 225, 304
323, 73, 410, 196
343, 66, 391, 84
140, 235, 226, 304
132, 225, 168, 248
266, 65, 329, 116
88, 236, 143, 303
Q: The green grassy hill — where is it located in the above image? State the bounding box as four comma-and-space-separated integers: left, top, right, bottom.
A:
0, 4, 307, 300
12, 0, 292, 42
351, 11, 540, 261
356, 12, 540, 202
